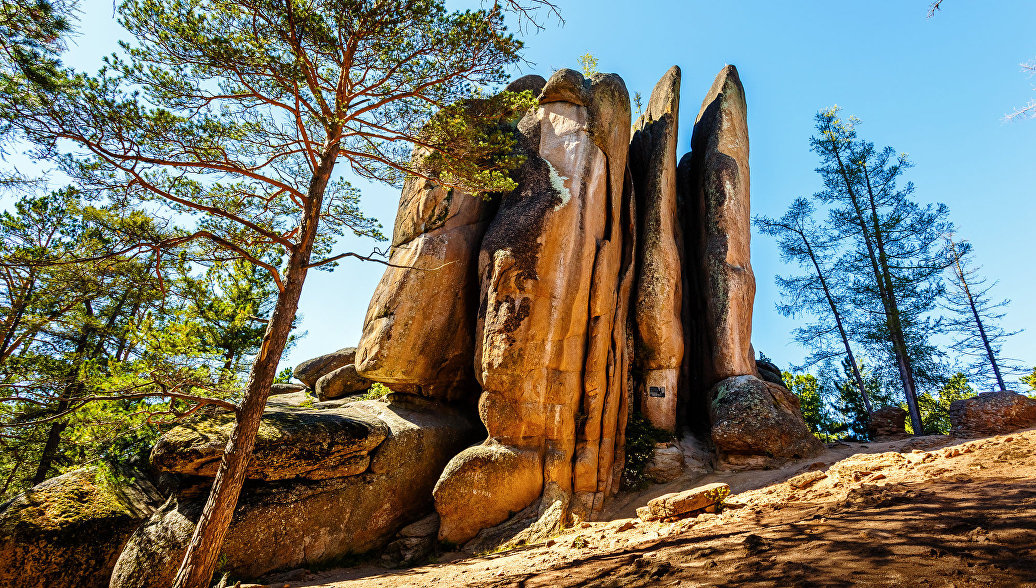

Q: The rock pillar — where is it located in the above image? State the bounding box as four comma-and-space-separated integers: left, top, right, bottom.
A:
434, 69, 635, 544
629, 66, 684, 432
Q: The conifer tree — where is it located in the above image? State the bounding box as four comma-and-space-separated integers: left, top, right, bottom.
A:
810, 107, 953, 434
6, 0, 541, 583
942, 237, 1020, 392
756, 197, 873, 413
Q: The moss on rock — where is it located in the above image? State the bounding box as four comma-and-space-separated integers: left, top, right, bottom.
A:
0, 467, 162, 588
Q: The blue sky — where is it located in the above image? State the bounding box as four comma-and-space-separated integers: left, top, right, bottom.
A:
54, 0, 1036, 387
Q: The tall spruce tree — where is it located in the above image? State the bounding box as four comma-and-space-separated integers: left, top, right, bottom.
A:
756, 197, 873, 413
6, 0, 540, 584
810, 107, 954, 434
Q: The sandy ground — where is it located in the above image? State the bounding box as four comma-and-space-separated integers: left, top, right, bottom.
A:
284, 429, 1036, 588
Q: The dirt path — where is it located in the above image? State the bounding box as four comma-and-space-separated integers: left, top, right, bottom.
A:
291, 430, 1036, 588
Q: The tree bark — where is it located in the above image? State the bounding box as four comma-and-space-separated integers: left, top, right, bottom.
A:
31, 300, 94, 485
861, 165, 923, 432
171, 155, 333, 588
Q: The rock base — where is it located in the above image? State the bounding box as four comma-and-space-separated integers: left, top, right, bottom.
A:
710, 375, 823, 469
950, 391, 1036, 438
112, 397, 475, 587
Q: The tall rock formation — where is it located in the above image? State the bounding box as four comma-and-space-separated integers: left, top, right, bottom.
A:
434, 69, 635, 544
355, 76, 547, 404
683, 65, 757, 397
629, 66, 684, 432
682, 65, 821, 465
355, 153, 494, 403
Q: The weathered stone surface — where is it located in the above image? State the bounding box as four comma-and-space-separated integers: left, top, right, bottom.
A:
643, 441, 685, 483
869, 406, 909, 441
270, 382, 305, 396
460, 483, 569, 554
505, 74, 547, 95
950, 391, 1036, 438
315, 364, 371, 401
641, 482, 729, 520
355, 145, 491, 403
381, 536, 434, 567
399, 512, 439, 538
294, 347, 356, 388
0, 467, 162, 588
150, 402, 388, 481
710, 375, 823, 468
435, 69, 635, 541
629, 66, 684, 432
433, 444, 543, 544
756, 359, 785, 388
684, 65, 757, 396
107, 495, 197, 588
112, 397, 475, 586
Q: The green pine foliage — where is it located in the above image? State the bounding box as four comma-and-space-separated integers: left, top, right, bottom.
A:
1023, 368, 1036, 395
578, 52, 599, 77
0, 189, 288, 499
910, 373, 976, 435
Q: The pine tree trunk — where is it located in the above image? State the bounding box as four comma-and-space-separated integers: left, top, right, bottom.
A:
1, 451, 24, 496
171, 158, 331, 588
861, 168, 923, 433
801, 233, 872, 413
950, 240, 1008, 392
830, 147, 923, 434
32, 302, 94, 485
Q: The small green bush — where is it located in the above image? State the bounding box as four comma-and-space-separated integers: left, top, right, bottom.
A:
361, 382, 391, 401
621, 411, 674, 490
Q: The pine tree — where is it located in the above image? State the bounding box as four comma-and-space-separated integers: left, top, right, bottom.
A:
942, 237, 1020, 392
810, 107, 953, 434
0, 190, 250, 497
756, 197, 873, 413
6, 0, 539, 584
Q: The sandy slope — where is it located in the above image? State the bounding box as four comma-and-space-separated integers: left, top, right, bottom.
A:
291, 429, 1036, 588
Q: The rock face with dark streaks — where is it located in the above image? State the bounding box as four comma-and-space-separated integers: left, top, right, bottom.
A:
629, 66, 684, 432
354, 150, 494, 403
684, 65, 757, 393
434, 68, 636, 545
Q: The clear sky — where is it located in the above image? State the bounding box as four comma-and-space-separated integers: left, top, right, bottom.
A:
52, 0, 1036, 387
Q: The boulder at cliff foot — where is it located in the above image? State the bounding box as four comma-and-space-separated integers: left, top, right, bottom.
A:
710, 375, 823, 469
